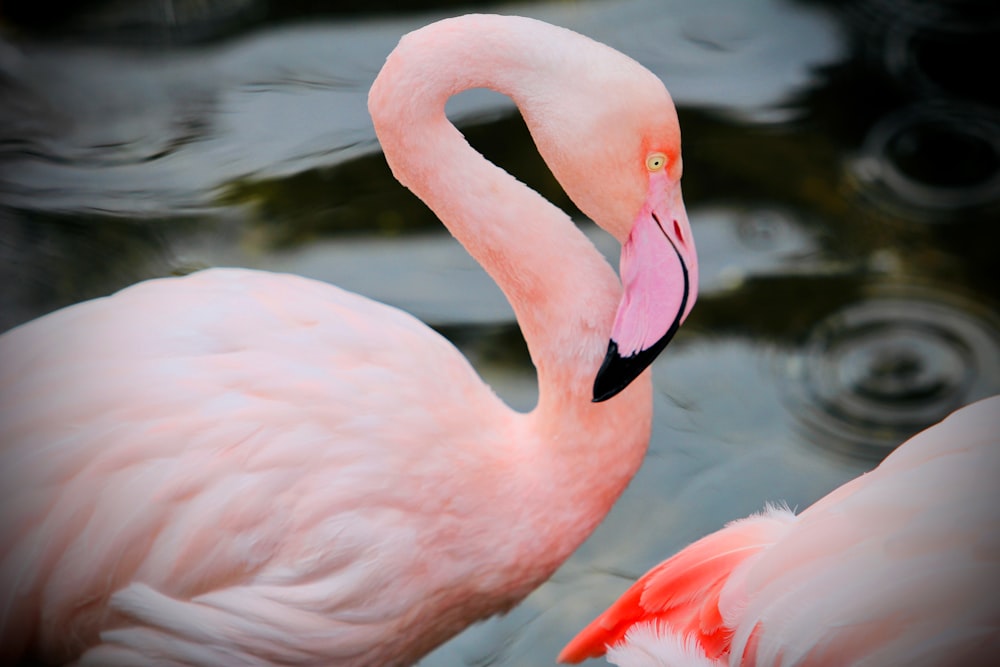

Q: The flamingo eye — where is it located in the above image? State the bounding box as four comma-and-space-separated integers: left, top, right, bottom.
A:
646, 152, 667, 172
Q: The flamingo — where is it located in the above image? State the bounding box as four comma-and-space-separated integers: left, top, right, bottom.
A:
0, 13, 698, 667
559, 395, 1000, 667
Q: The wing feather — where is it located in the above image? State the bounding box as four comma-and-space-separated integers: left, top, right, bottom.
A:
563, 398, 1000, 666
558, 507, 795, 663
729, 396, 1000, 666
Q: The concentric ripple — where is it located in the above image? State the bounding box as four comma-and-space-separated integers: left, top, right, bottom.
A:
879, 0, 1000, 104
849, 102, 1000, 218
782, 287, 1000, 460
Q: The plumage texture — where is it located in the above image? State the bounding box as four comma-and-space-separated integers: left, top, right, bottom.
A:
606, 624, 720, 667
0, 14, 697, 667
1, 270, 524, 666
560, 395, 1000, 666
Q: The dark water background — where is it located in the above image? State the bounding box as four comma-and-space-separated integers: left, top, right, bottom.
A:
1, 0, 998, 664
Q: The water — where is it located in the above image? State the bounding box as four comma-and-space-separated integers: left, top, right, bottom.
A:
1, 0, 998, 664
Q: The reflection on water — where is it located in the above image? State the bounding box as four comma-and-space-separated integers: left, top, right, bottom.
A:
0, 0, 842, 216
1, 0, 999, 665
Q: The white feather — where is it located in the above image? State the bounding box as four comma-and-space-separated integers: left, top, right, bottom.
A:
606, 622, 723, 667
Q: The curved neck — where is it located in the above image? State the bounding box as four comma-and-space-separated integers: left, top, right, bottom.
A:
368, 15, 658, 589
369, 16, 640, 423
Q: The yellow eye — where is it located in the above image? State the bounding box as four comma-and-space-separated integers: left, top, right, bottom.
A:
646, 152, 667, 172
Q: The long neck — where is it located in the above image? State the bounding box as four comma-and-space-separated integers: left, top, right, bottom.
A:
368, 16, 652, 467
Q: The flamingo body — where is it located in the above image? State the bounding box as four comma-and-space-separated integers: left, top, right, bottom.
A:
559, 395, 1000, 666
0, 14, 697, 667
1, 269, 519, 665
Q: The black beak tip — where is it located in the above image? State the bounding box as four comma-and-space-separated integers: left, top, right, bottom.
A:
591, 341, 650, 403
591, 341, 622, 402
591, 328, 681, 403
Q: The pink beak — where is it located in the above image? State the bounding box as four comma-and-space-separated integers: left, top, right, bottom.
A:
593, 179, 696, 402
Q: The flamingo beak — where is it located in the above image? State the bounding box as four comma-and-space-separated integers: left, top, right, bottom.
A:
592, 180, 695, 402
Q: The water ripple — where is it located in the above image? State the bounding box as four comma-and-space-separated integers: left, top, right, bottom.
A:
849, 102, 1000, 219
781, 286, 1000, 460
883, 12, 1000, 104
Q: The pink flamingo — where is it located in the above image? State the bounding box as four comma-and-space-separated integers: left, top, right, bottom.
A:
559, 395, 1000, 666
0, 14, 697, 666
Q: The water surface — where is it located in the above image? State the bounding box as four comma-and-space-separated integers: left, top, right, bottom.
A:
1, 0, 998, 664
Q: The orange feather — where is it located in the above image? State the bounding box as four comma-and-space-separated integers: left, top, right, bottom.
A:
559, 509, 794, 663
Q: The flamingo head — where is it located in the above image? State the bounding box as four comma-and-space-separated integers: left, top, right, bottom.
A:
521, 43, 699, 401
